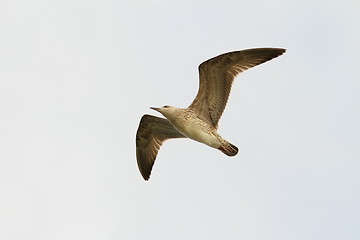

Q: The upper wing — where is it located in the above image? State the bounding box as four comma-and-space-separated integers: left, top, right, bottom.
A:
189, 48, 286, 128
135, 114, 186, 180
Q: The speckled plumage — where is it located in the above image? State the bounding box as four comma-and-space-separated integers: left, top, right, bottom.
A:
136, 48, 286, 180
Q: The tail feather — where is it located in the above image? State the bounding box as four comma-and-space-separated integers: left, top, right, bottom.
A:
218, 142, 239, 156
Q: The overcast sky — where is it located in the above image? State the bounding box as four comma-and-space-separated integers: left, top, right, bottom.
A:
1, 0, 359, 239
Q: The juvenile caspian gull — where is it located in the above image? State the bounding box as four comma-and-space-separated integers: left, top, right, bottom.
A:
136, 48, 286, 180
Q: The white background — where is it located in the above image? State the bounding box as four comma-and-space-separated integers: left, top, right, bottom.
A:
1, 0, 359, 239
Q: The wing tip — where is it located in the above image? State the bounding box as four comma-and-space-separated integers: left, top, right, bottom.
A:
142, 173, 151, 181
273, 47, 286, 56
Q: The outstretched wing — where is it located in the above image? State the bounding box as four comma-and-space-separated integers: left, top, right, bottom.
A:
189, 48, 286, 128
136, 114, 186, 180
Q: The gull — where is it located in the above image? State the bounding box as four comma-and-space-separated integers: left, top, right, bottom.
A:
136, 48, 286, 180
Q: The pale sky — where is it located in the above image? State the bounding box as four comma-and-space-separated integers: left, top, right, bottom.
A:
0, 0, 359, 239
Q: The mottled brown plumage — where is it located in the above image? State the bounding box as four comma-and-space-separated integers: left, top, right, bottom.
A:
136, 115, 185, 180
189, 48, 286, 127
136, 48, 286, 180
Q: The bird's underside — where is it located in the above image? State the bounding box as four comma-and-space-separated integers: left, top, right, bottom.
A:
135, 47, 286, 180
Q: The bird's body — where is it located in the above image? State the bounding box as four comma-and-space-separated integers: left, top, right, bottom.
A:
136, 48, 286, 180
151, 106, 237, 155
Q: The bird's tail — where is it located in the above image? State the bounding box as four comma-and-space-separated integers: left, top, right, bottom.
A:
218, 141, 239, 156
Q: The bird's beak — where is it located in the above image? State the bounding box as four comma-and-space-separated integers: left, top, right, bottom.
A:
150, 107, 160, 112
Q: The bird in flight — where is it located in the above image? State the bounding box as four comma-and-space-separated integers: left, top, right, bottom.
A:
136, 48, 286, 180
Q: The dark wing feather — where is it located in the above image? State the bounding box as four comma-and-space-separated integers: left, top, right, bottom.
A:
189, 48, 286, 127
136, 114, 185, 180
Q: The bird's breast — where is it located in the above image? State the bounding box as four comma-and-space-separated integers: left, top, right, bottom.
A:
171, 115, 221, 148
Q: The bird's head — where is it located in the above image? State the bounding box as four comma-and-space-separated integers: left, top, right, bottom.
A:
150, 105, 179, 120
